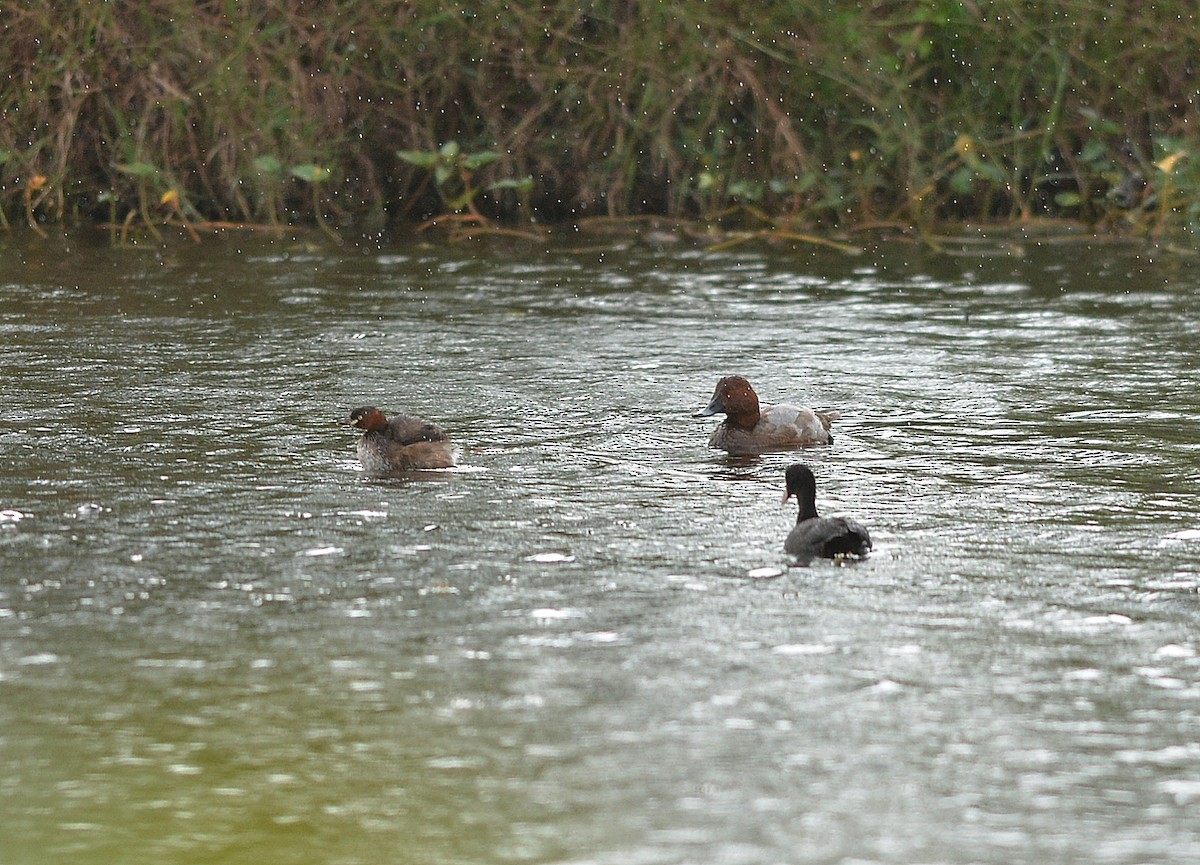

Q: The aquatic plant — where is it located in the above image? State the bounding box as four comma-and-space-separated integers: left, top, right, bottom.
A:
397, 141, 535, 230
250, 156, 285, 228
289, 163, 338, 242
23, 174, 49, 237
0, 0, 1197, 238
0, 149, 10, 230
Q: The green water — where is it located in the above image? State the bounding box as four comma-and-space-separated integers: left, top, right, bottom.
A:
1, 230, 1198, 864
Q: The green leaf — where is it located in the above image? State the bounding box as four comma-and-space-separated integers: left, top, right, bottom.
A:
0, 149, 9, 166
396, 150, 438, 168
728, 180, 764, 202
253, 155, 283, 175
977, 163, 1006, 184
1054, 191, 1083, 208
769, 174, 817, 195
445, 189, 477, 211
115, 162, 158, 177
462, 151, 500, 171
1153, 135, 1186, 155
289, 164, 330, 183
487, 176, 534, 192
438, 141, 461, 160
1079, 139, 1108, 166
949, 165, 974, 195
1079, 108, 1122, 137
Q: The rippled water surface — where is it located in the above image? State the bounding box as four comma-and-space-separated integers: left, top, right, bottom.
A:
2, 230, 1199, 864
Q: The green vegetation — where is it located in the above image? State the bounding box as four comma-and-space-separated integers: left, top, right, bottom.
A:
1, 1, 1197, 240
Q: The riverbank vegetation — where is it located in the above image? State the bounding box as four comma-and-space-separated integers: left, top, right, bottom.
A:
1, 1, 1197, 242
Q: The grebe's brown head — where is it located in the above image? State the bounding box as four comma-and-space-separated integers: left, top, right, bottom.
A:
347, 406, 389, 432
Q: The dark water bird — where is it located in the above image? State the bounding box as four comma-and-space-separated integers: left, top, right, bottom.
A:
783, 463, 871, 561
345, 406, 457, 475
695, 375, 837, 455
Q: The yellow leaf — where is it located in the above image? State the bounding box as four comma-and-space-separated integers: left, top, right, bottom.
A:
1156, 150, 1187, 174
160, 189, 179, 207
954, 134, 984, 170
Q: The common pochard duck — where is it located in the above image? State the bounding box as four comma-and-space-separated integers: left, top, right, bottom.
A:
345, 406, 457, 475
783, 464, 871, 561
695, 375, 836, 454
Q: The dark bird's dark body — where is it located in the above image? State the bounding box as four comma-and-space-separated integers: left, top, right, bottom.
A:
783, 464, 871, 561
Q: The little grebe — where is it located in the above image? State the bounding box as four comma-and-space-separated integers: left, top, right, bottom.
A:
346, 405, 457, 475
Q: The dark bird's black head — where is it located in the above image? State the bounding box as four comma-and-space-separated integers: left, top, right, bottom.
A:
783, 463, 819, 521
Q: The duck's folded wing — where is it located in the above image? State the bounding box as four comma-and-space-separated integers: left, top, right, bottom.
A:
761, 404, 834, 441
823, 517, 872, 556
387, 414, 450, 444
786, 517, 871, 558
391, 439, 457, 469
814, 410, 840, 430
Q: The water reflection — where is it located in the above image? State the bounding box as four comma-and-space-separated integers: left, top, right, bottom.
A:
1, 232, 1199, 864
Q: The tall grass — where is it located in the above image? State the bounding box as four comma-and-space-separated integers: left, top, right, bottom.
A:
1, 0, 1197, 236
